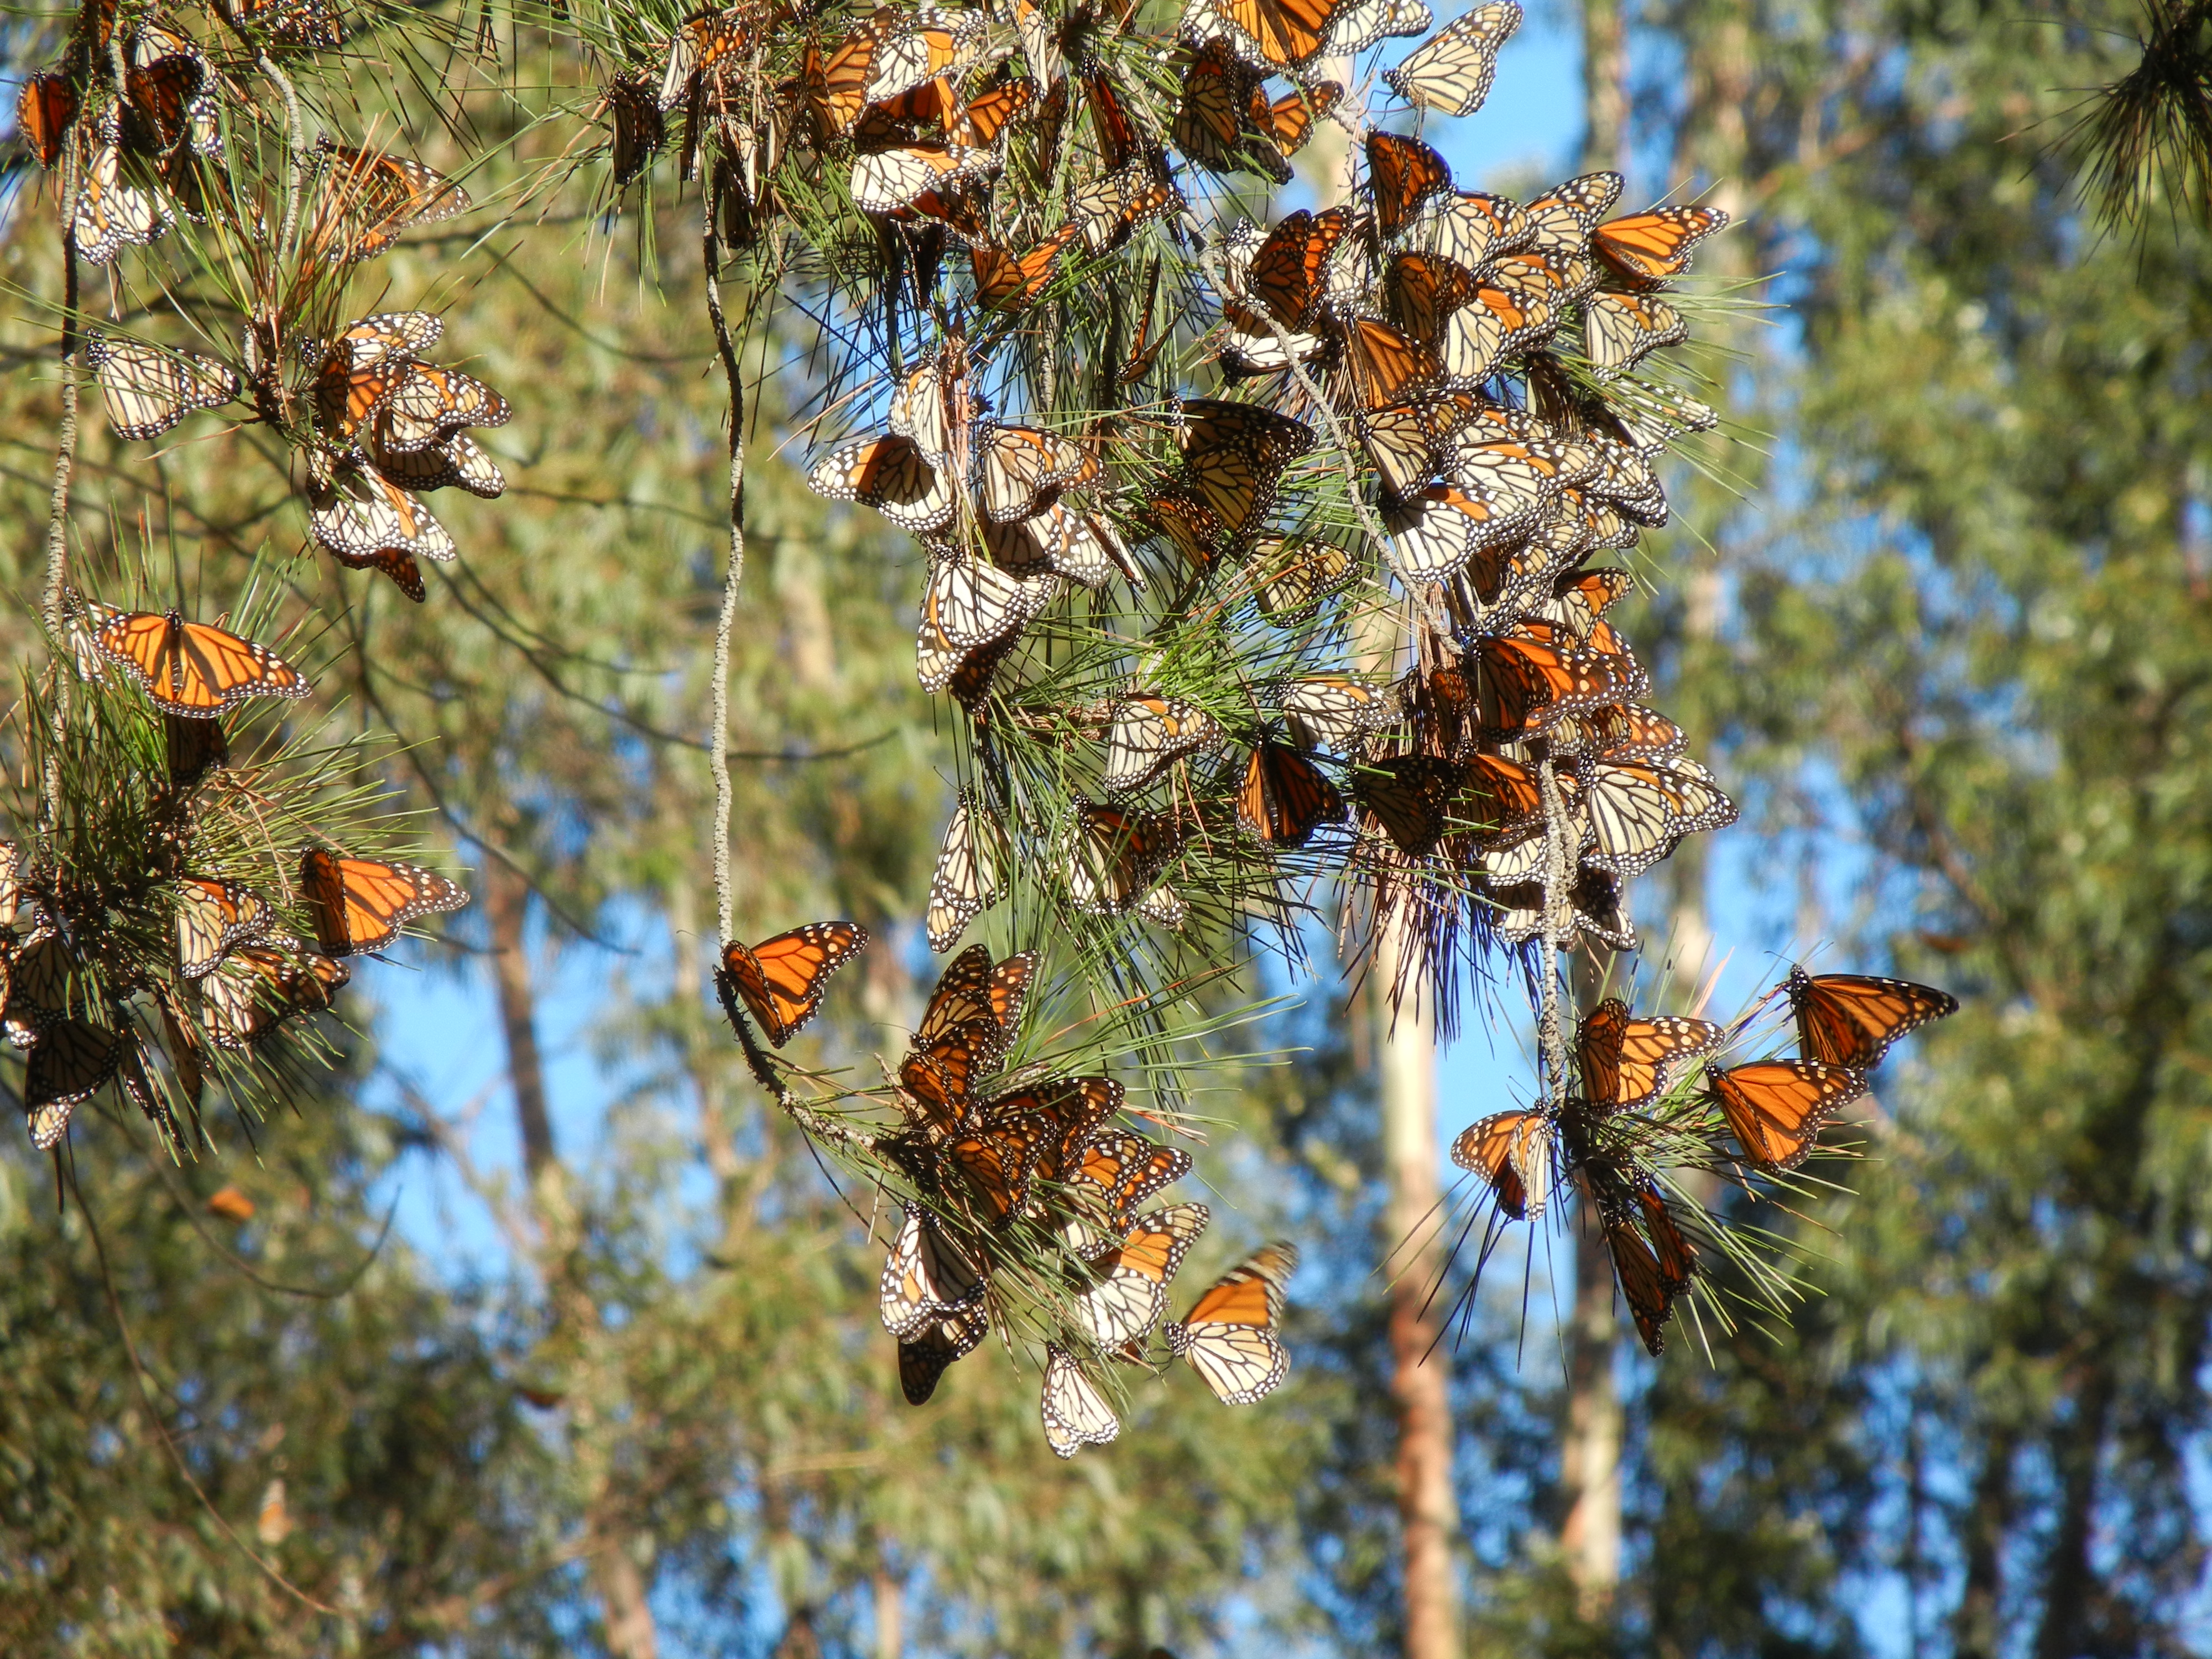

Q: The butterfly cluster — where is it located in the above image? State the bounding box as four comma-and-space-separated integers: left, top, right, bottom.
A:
718, 930, 1298, 1449
1453, 970, 1957, 1353
1, 604, 469, 1153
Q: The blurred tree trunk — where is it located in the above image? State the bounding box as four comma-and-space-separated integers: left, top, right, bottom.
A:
487, 859, 557, 1186
1581, 0, 1627, 175
1376, 924, 1460, 1659
873, 1567, 903, 1659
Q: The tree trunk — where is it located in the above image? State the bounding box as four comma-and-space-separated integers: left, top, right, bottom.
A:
2032, 1366, 2114, 1659
1580, 0, 1628, 174
1952, 1427, 2017, 1659
484, 859, 557, 1183
873, 1568, 904, 1659
1377, 925, 1460, 1659
1559, 1215, 1622, 1616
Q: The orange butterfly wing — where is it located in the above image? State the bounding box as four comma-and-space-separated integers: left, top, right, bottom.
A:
1366, 131, 1452, 236
1787, 968, 1958, 1070
720, 920, 869, 1046
300, 848, 468, 957
1592, 205, 1729, 286
95, 610, 309, 717
1707, 1060, 1865, 1170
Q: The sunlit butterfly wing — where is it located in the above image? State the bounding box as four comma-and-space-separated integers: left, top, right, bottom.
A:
1322, 0, 1431, 54
1786, 968, 1958, 1070
1600, 1203, 1679, 1355
1575, 996, 1723, 1109
982, 494, 1125, 588
1457, 753, 1545, 839
3, 929, 76, 1047
73, 135, 168, 265
1073, 1131, 1193, 1228
1583, 290, 1687, 375
1384, 0, 1521, 116
978, 422, 1091, 522
1338, 316, 1443, 411
1382, 483, 1522, 582
921, 554, 1056, 652
1279, 676, 1395, 753
17, 73, 78, 169
1041, 1344, 1120, 1457
1166, 1240, 1297, 1404
1067, 801, 1179, 916
851, 141, 994, 213
1521, 171, 1623, 258
970, 223, 1081, 309
1407, 188, 1528, 270
375, 363, 512, 452
1352, 753, 1457, 854
201, 939, 349, 1050
1244, 207, 1350, 328
85, 332, 238, 440
1103, 695, 1218, 795
807, 433, 953, 532
300, 848, 469, 958
1706, 1059, 1866, 1170
1365, 130, 1452, 237
1243, 536, 1352, 625
1253, 78, 1343, 155
879, 1204, 985, 1338
899, 1017, 1000, 1132
719, 920, 868, 1046
926, 799, 1005, 953
865, 6, 990, 105
1238, 740, 1343, 847
367, 429, 506, 499
1449, 1107, 1550, 1219
1078, 1202, 1211, 1347
1178, 398, 1313, 533
1592, 204, 1729, 286
174, 876, 272, 978
91, 609, 309, 718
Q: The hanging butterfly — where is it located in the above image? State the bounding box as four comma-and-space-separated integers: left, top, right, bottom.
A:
919, 553, 1056, 657
1598, 1185, 1697, 1355
801, 12, 893, 143
1382, 483, 1525, 583
236, 0, 343, 49
658, 7, 752, 109
85, 605, 309, 719
1321, 0, 1433, 54
808, 434, 953, 531
970, 222, 1082, 309
1072, 1131, 1193, 1230
899, 1017, 1001, 1133
72, 130, 169, 265
307, 461, 456, 598
865, 6, 991, 105
165, 711, 227, 790
1166, 1240, 1298, 1404
1576, 997, 1723, 1112
1243, 537, 1353, 625
1277, 675, 1395, 753
1384, 0, 1521, 116
605, 70, 665, 186
718, 920, 868, 1047
1103, 695, 1219, 796
916, 624, 1021, 708
1592, 204, 1730, 288
373, 363, 513, 454
900, 1304, 989, 1404
1041, 1343, 1120, 1458
1519, 171, 1624, 258
852, 138, 995, 213
1365, 129, 1453, 238
1458, 752, 1546, 842
119, 48, 206, 159
1785, 968, 1958, 1071
300, 848, 468, 958
1335, 315, 1445, 412
1066, 801, 1181, 919
983, 494, 1131, 588
174, 877, 272, 979
879, 1203, 986, 1339
1405, 189, 1530, 272
3, 928, 75, 1048
312, 145, 471, 265
1548, 701, 1686, 763
1145, 482, 1235, 569
1450, 1106, 1551, 1219
1070, 162, 1182, 254
1488, 865, 1638, 952
1582, 290, 1688, 375
984, 1074, 1121, 1197
946, 1108, 1053, 1222
926, 796, 1005, 953
24, 1016, 124, 1150
16, 73, 78, 169
1183, 0, 1343, 74
1705, 1058, 1866, 1170
1177, 398, 1314, 535
1238, 739, 1343, 848
1076, 1201, 1212, 1348
366, 429, 507, 499
1352, 752, 1458, 855
915, 944, 1035, 1052
201, 938, 350, 1050
1250, 77, 1343, 159
84, 331, 238, 442
1475, 629, 1624, 737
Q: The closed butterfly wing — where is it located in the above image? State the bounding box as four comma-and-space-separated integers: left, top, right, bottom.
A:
1067, 802, 1179, 916
921, 555, 1056, 652
1238, 740, 1343, 847
86, 333, 239, 440
719, 920, 868, 1046
1707, 1059, 1866, 1170
1571, 760, 1676, 877
17, 73, 77, 169
1041, 1343, 1120, 1457
1244, 207, 1350, 328
971, 222, 1081, 309
1365, 129, 1452, 237
24, 1018, 124, 1150
926, 799, 1005, 953
368, 429, 507, 499
1103, 695, 1218, 795
1198, 0, 1340, 71
375, 363, 512, 451
74, 135, 168, 265
900, 1016, 1000, 1131
1382, 483, 1519, 583
1458, 753, 1545, 839
1073, 1131, 1193, 1228
174, 877, 272, 978
851, 141, 992, 213
880, 1204, 985, 1338
978, 422, 1090, 522
1407, 188, 1528, 270
983, 495, 1123, 588
1384, 0, 1521, 116
93, 609, 309, 718
1600, 1202, 1681, 1355
899, 1303, 988, 1404
1520, 170, 1623, 257
1244, 537, 1353, 624
1352, 752, 1457, 854
200, 939, 349, 1050
1583, 290, 1687, 375
606, 70, 665, 185
1786, 968, 1959, 1070
1449, 1107, 1550, 1219
1279, 676, 1395, 753
808, 433, 953, 533
948, 1113, 1051, 1222
1079, 1201, 1211, 1346
865, 6, 989, 105
1575, 997, 1723, 1109
308, 463, 456, 594
301, 848, 469, 958
1166, 1240, 1297, 1404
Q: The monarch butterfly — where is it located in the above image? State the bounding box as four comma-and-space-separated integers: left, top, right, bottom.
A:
73, 134, 168, 265
374, 363, 512, 453
17, 73, 78, 169
313, 145, 471, 264
1595, 375, 1719, 456
1356, 396, 1470, 500
1384, 0, 1521, 115
119, 52, 204, 158
916, 624, 1020, 707
1406, 189, 1530, 271
978, 423, 1093, 523
1013, 0, 1060, 81
1078, 1201, 1211, 1347
1337, 316, 1443, 411
986, 1074, 1121, 1195
1073, 1131, 1193, 1229
983, 495, 1128, 588
24, 1017, 124, 1150
1067, 801, 1180, 917
948, 1110, 1055, 1222
1548, 702, 1684, 763
1593, 204, 1730, 287
1219, 302, 1332, 379
1385, 251, 1481, 341
311, 345, 415, 445
1438, 282, 1555, 384
879, 1204, 986, 1339
1166, 1240, 1298, 1404
1520, 171, 1623, 257
887, 353, 958, 468
1583, 290, 1687, 375
1705, 1059, 1866, 1170
865, 6, 990, 105
658, 7, 751, 108
916, 944, 1035, 1051
1476, 630, 1622, 735
1365, 129, 1453, 237
971, 222, 1082, 309
1532, 566, 1634, 635
1458, 752, 1545, 839
236, 0, 342, 48
319, 310, 445, 367
1185, 0, 1341, 71
1145, 483, 1234, 568
900, 1018, 1000, 1132
1082, 66, 1143, 171
174, 877, 272, 979
201, 939, 350, 1051
1251, 77, 1343, 158
1244, 537, 1353, 625
1599, 1190, 1694, 1355
1178, 398, 1314, 533
1241, 207, 1351, 328
87, 606, 309, 719
900, 1304, 989, 1404
307, 463, 455, 597
300, 848, 469, 958
1785, 968, 1958, 1071
85, 332, 239, 441
1556, 760, 1664, 877
1450, 1107, 1550, 1219
367, 429, 507, 500
920, 554, 1056, 654
852, 140, 995, 213
604, 71, 665, 186
1352, 753, 1458, 854
1322, 0, 1433, 55
1486, 248, 1597, 309
1576, 997, 1723, 1111
1238, 740, 1343, 848
1277, 676, 1395, 753
4, 929, 75, 1047
1041, 1344, 1120, 1457
1449, 433, 1572, 529
807, 434, 953, 532
1383, 483, 1521, 582
1070, 163, 1181, 253
926, 797, 1005, 953
718, 920, 868, 1047
1489, 865, 1638, 951
801, 12, 892, 142
1104, 695, 1219, 796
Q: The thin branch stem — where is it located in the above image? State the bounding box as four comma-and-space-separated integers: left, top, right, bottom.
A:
43, 233, 80, 637
1535, 754, 1572, 1112
703, 171, 748, 946
261, 51, 307, 258
712, 968, 880, 1156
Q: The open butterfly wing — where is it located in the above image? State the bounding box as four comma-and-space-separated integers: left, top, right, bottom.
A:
1787, 968, 1958, 1070
719, 920, 868, 1045
1707, 1060, 1866, 1170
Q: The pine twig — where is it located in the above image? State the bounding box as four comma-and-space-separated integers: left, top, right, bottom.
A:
43, 231, 79, 638
711, 968, 880, 1156
1535, 754, 1572, 1112
703, 171, 748, 946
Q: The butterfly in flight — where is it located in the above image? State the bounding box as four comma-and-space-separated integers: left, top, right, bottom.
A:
720, 920, 869, 1046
